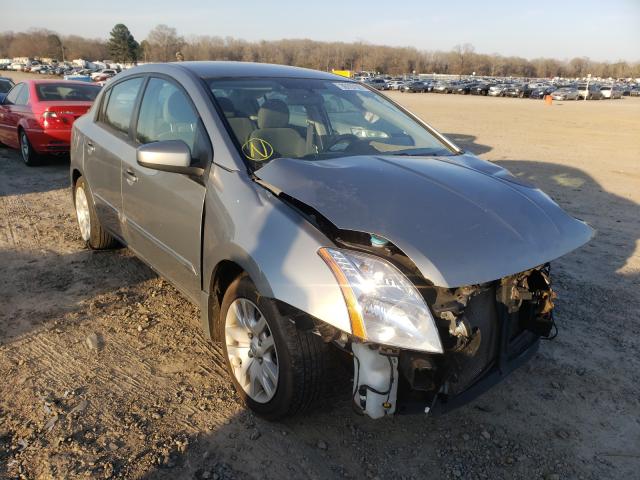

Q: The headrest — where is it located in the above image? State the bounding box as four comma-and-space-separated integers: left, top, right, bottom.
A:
216, 97, 236, 117
257, 99, 289, 129
165, 91, 193, 123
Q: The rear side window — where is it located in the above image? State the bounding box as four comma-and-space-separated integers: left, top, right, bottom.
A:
135, 78, 198, 152
103, 77, 143, 135
15, 85, 29, 105
4, 83, 24, 105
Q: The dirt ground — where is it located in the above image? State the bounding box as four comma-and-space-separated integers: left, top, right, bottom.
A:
1, 88, 639, 479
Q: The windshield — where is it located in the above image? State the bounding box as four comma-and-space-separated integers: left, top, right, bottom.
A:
35, 83, 100, 102
206, 77, 454, 168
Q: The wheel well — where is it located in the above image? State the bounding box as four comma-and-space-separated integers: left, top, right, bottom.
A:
71, 169, 82, 202
72, 169, 82, 187
208, 260, 245, 335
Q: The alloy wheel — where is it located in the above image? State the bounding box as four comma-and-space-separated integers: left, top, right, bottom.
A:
20, 132, 30, 164
225, 298, 279, 403
75, 185, 91, 241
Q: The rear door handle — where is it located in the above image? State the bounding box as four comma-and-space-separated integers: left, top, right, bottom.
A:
124, 167, 138, 184
86, 141, 95, 154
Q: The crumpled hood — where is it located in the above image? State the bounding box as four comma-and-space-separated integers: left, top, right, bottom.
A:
255, 154, 593, 287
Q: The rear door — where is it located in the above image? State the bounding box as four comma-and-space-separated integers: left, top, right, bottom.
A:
84, 76, 145, 237
122, 76, 211, 301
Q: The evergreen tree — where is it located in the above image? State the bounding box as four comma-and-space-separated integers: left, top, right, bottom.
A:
107, 24, 139, 63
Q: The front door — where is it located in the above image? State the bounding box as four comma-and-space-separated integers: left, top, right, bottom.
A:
121, 77, 209, 302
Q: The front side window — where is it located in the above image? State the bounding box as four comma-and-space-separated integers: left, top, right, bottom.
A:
135, 78, 198, 152
103, 77, 143, 135
206, 77, 454, 169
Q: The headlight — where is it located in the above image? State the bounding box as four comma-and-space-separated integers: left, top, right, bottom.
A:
318, 247, 443, 353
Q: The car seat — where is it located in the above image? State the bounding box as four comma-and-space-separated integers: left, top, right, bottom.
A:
217, 97, 256, 145
249, 99, 306, 158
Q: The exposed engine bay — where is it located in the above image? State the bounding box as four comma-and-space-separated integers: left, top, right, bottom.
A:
349, 265, 556, 419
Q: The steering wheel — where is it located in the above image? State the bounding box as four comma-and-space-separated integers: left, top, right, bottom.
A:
325, 134, 361, 152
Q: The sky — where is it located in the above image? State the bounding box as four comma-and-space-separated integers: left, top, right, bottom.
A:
2, 0, 639, 62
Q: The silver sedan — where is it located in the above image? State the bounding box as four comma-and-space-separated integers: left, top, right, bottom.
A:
70, 62, 592, 420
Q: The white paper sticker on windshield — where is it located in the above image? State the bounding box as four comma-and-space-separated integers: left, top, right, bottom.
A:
333, 82, 369, 91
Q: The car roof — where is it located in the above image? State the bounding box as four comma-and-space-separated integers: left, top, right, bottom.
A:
131, 61, 345, 80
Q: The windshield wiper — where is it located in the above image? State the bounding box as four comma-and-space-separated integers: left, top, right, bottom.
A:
386, 151, 440, 157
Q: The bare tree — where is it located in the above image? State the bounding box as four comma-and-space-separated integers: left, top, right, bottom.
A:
146, 24, 184, 62
453, 43, 475, 76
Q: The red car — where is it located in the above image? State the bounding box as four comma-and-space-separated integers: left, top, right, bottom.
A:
0, 80, 101, 165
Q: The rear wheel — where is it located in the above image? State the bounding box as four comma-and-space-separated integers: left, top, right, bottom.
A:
19, 129, 39, 166
74, 177, 118, 249
217, 274, 327, 419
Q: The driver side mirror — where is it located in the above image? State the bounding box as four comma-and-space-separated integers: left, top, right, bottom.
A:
137, 140, 204, 176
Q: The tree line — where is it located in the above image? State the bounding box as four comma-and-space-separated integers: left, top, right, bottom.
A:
1, 26, 638, 79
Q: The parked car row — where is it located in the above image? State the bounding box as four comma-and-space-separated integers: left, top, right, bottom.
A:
399, 79, 633, 100
0, 61, 121, 85
359, 75, 639, 100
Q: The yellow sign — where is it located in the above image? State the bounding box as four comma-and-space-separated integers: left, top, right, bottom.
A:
331, 69, 352, 78
242, 138, 274, 161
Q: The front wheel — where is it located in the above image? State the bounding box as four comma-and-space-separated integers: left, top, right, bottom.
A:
74, 177, 118, 249
217, 274, 327, 419
19, 130, 40, 166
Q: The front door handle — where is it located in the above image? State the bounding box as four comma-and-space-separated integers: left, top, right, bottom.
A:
86, 141, 95, 154
124, 168, 138, 185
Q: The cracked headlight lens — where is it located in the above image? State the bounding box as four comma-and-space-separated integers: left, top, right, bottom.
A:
319, 247, 443, 353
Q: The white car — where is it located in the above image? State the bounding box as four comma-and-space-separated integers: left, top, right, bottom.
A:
600, 85, 622, 99
386, 80, 407, 90
9, 63, 26, 71
90, 69, 118, 80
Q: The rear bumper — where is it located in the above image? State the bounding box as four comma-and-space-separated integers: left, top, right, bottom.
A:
26, 128, 71, 153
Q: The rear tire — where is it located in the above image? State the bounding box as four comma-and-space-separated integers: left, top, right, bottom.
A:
74, 177, 118, 249
19, 129, 40, 166
217, 274, 327, 420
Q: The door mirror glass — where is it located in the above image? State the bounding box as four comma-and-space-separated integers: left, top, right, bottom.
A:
137, 140, 203, 175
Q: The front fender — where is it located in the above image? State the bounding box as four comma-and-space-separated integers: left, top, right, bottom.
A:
201, 166, 351, 336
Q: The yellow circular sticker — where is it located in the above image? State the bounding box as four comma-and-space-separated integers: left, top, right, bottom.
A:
242, 138, 274, 161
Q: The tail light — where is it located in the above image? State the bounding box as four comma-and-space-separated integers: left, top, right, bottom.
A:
41, 110, 78, 128
42, 111, 63, 128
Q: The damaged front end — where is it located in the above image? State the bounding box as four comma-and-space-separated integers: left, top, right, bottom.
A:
253, 154, 591, 419
310, 225, 560, 419
348, 265, 557, 418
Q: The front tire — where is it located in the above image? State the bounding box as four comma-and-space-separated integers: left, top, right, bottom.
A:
19, 129, 40, 166
74, 177, 118, 249
217, 274, 327, 419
